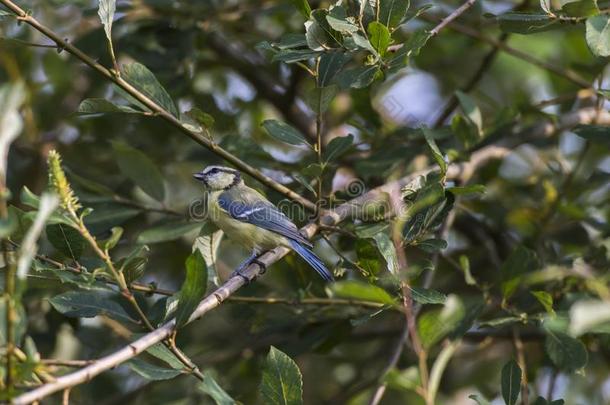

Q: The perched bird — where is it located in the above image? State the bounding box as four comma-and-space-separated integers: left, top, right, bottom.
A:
193, 165, 333, 282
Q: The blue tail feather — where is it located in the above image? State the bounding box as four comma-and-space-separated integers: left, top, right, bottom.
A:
289, 239, 334, 282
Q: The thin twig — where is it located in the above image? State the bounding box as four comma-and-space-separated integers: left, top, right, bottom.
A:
61, 388, 70, 405
41, 359, 96, 368
429, 0, 477, 37
0, 0, 316, 212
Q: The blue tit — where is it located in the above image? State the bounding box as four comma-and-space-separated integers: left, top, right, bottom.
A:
193, 165, 333, 282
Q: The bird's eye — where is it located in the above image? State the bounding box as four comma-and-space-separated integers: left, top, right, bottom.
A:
209, 168, 218, 174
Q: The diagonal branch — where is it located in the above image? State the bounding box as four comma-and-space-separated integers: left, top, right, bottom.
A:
428, 0, 478, 37
0, 0, 316, 212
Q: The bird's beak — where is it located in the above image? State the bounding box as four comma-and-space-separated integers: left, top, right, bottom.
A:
193, 172, 206, 182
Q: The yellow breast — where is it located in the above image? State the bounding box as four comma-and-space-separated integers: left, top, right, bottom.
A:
207, 191, 289, 252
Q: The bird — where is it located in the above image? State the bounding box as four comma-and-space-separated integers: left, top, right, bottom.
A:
193, 165, 334, 282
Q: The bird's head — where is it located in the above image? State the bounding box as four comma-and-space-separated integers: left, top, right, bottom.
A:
193, 166, 242, 190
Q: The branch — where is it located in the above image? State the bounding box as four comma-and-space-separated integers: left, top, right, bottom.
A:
428, 0, 478, 37
0, 0, 316, 212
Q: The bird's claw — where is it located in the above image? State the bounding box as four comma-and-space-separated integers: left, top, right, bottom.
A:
230, 268, 252, 284
252, 259, 267, 275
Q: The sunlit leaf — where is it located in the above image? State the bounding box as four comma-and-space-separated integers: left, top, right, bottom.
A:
122, 62, 178, 117
127, 358, 182, 380
262, 119, 312, 147
261, 346, 303, 405
198, 371, 237, 405
331, 280, 396, 305
175, 250, 208, 327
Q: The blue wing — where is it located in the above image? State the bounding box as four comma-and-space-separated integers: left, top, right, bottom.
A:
218, 190, 312, 247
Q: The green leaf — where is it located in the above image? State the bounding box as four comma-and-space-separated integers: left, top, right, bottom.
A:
572, 124, 610, 144
305, 85, 338, 114
459, 255, 477, 285
77, 98, 140, 115
416, 238, 447, 253
122, 254, 148, 284
137, 221, 202, 244
561, 0, 598, 17
272, 49, 321, 63
384, 366, 420, 392
379, 0, 411, 30
501, 360, 521, 405
355, 238, 383, 274
146, 341, 187, 370
49, 290, 135, 323
45, 224, 85, 259
0, 9, 14, 18
372, 232, 400, 275
276, 34, 308, 50
121, 62, 178, 117
336, 65, 380, 89
447, 184, 486, 195
262, 120, 311, 147
410, 287, 447, 304
331, 281, 395, 305
21, 186, 40, 209
127, 358, 182, 380
198, 371, 236, 405
323, 134, 353, 163
422, 127, 447, 175
97, 0, 116, 43
455, 91, 482, 135
193, 230, 224, 286
317, 52, 350, 87
186, 107, 215, 129
260, 346, 303, 405
497, 13, 558, 34
305, 10, 339, 51
175, 250, 208, 327
545, 330, 588, 371
501, 246, 539, 300
290, 0, 311, 18
531, 290, 555, 316
112, 141, 165, 201
326, 15, 359, 34
417, 295, 464, 349
103, 226, 124, 251
386, 29, 431, 74
367, 22, 392, 56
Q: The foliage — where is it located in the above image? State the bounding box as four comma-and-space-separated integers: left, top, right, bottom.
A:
1, 0, 610, 403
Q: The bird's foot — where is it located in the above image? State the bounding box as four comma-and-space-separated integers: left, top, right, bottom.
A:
252, 258, 267, 275
230, 267, 252, 284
